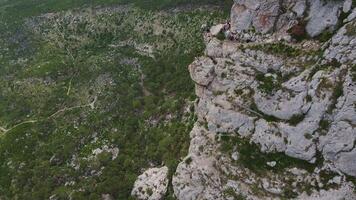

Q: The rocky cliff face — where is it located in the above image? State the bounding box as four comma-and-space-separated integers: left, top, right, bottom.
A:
132, 1, 356, 199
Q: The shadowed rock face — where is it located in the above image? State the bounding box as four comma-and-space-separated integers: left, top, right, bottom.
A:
230, 0, 345, 37
172, 1, 356, 200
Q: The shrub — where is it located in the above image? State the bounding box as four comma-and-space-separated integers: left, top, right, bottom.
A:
219, 134, 316, 174
185, 157, 193, 165
216, 31, 226, 41
256, 73, 281, 94
288, 114, 305, 126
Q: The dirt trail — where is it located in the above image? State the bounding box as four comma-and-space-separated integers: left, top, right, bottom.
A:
0, 97, 97, 134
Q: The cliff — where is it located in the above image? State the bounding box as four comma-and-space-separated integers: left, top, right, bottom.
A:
133, 0, 356, 199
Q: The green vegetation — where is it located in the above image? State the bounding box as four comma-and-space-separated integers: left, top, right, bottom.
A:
288, 114, 306, 126
216, 31, 226, 41
308, 59, 341, 81
316, 31, 334, 43
0, 0, 233, 23
250, 100, 307, 126
345, 20, 356, 37
219, 134, 316, 174
185, 157, 193, 165
255, 73, 281, 94
223, 188, 246, 200
249, 43, 302, 57
325, 69, 346, 115
352, 65, 356, 82
0, 1, 229, 199
319, 119, 331, 131
319, 170, 339, 185
219, 133, 325, 199
246, 42, 323, 66
306, 94, 313, 102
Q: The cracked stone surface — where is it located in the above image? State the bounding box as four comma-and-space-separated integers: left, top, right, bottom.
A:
172, 0, 356, 199
131, 166, 169, 200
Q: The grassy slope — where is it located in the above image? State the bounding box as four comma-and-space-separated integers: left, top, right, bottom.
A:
0, 0, 231, 199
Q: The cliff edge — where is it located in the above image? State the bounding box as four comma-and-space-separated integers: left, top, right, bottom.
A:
172, 0, 356, 199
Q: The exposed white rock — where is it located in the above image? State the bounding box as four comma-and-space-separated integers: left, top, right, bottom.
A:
266, 161, 277, 167
343, 0, 353, 13
173, 125, 224, 200
346, 8, 356, 22
253, 90, 307, 120
231, 0, 281, 34
92, 145, 119, 160
101, 194, 114, 200
188, 56, 215, 86
205, 38, 224, 58
292, 0, 307, 17
131, 166, 169, 200
251, 119, 286, 153
231, 151, 239, 161
297, 183, 356, 200
230, 49, 284, 73
174, 1, 356, 199
230, 1, 254, 33
205, 104, 255, 135
335, 149, 356, 177
319, 72, 356, 176
210, 24, 225, 36
324, 20, 356, 64
320, 121, 355, 160
230, 0, 345, 38
306, 0, 344, 37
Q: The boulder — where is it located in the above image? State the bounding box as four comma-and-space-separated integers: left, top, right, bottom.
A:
131, 166, 169, 200
210, 24, 225, 36
343, 0, 353, 13
188, 57, 215, 86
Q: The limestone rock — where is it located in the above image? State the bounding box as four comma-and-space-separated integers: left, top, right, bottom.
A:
267, 161, 277, 167
335, 149, 356, 177
292, 0, 307, 17
188, 56, 215, 86
231, 0, 280, 34
230, 0, 345, 38
343, 0, 353, 13
92, 145, 119, 160
210, 24, 225, 36
297, 184, 356, 200
131, 166, 169, 200
172, 125, 224, 200
251, 119, 286, 153
306, 0, 344, 37
174, 1, 356, 199
324, 20, 356, 64
319, 72, 356, 177
253, 90, 307, 120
